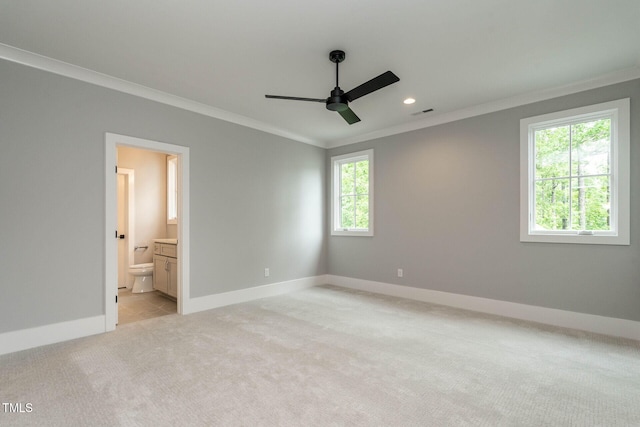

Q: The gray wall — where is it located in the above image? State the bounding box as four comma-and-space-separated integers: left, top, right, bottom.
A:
0, 59, 327, 333
1, 54, 637, 337
328, 79, 640, 322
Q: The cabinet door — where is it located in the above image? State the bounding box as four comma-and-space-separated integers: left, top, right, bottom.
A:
153, 256, 169, 293
161, 244, 177, 257
167, 257, 178, 298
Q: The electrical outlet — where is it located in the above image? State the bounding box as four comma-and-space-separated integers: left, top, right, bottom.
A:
264, 267, 270, 277
397, 268, 403, 278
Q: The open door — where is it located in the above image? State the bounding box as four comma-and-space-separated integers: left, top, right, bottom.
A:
116, 173, 125, 325
115, 167, 135, 326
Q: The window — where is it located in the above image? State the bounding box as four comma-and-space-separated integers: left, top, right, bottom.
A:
331, 149, 374, 236
167, 155, 178, 224
520, 98, 629, 245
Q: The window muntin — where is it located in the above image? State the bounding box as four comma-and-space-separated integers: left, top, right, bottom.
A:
520, 98, 629, 245
332, 149, 373, 236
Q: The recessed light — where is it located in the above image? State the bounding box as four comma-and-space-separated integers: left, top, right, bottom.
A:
403, 98, 416, 105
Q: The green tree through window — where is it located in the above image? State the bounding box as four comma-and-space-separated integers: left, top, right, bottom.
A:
340, 160, 369, 230
331, 149, 374, 236
534, 118, 611, 231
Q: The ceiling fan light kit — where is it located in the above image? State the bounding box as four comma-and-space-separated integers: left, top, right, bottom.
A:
265, 50, 400, 125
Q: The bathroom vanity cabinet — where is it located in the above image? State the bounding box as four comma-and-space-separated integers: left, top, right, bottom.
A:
153, 241, 177, 298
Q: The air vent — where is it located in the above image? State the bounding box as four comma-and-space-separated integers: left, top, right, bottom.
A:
411, 108, 434, 116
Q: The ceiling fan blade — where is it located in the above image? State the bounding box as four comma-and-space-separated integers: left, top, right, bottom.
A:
265, 95, 326, 103
345, 71, 400, 102
338, 107, 361, 125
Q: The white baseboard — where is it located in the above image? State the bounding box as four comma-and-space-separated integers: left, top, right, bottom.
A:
0, 315, 105, 356
327, 275, 640, 341
184, 275, 328, 315
0, 276, 326, 356
4, 274, 635, 356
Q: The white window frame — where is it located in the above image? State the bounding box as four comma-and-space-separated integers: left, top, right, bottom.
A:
331, 149, 374, 237
167, 155, 178, 225
520, 98, 630, 245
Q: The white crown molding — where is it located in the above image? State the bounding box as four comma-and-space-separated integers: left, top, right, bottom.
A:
328, 275, 640, 341
328, 66, 640, 148
0, 43, 321, 148
3, 43, 638, 150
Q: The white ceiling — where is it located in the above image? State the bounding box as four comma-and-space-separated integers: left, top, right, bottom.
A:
1, 0, 639, 148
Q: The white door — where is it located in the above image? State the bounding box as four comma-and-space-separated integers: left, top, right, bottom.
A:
117, 174, 128, 288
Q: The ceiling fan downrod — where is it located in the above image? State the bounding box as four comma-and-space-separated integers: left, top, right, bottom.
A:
330, 49, 345, 88
327, 50, 348, 112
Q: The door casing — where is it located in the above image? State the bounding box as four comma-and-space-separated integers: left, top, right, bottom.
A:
105, 133, 190, 331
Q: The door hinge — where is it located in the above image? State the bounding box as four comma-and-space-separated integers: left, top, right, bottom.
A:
115, 295, 118, 303
115, 230, 118, 239
115, 165, 118, 173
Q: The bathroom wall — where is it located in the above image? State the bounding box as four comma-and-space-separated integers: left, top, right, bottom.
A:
167, 223, 178, 239
117, 146, 168, 264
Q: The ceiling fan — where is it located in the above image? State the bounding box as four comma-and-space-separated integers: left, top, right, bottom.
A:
265, 50, 400, 125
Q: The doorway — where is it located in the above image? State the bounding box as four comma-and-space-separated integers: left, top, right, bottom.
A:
116, 152, 178, 325
105, 133, 190, 332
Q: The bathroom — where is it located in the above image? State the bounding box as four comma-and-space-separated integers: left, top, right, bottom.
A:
117, 146, 178, 324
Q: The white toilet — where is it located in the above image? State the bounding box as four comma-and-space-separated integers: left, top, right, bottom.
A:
128, 263, 154, 293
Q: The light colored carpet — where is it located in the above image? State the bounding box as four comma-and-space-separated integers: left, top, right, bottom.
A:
1, 285, 639, 426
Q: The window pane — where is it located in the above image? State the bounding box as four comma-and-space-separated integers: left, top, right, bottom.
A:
332, 149, 374, 236
341, 162, 355, 196
355, 160, 369, 195
535, 126, 570, 179
534, 179, 569, 230
570, 176, 611, 231
340, 195, 355, 229
571, 119, 611, 176
355, 195, 369, 229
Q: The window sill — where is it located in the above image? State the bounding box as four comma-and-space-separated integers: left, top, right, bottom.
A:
331, 229, 373, 237
520, 233, 629, 245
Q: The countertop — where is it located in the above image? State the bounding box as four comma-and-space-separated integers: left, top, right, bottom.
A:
154, 238, 178, 244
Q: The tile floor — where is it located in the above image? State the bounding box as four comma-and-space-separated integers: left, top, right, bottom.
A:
117, 288, 177, 325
